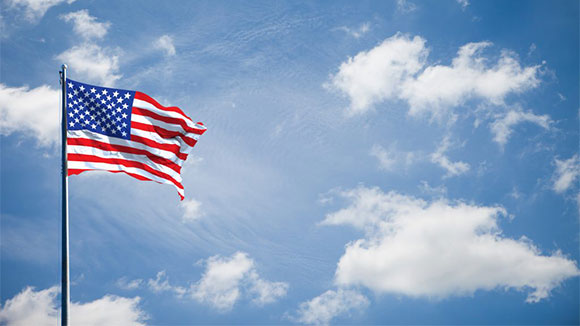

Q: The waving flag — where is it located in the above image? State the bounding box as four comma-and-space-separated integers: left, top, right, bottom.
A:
65, 78, 206, 200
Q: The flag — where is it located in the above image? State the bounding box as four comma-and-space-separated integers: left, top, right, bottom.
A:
65, 78, 206, 200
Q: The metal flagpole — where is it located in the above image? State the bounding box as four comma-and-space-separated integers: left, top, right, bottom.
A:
59, 64, 70, 326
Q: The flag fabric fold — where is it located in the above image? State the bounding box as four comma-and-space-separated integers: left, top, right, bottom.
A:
65, 78, 206, 200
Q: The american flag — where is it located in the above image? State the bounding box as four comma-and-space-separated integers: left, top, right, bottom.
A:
65, 78, 206, 200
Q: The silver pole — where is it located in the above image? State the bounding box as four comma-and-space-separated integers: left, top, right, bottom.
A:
59, 64, 70, 326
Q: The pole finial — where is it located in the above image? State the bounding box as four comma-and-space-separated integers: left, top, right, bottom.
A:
61, 64, 67, 70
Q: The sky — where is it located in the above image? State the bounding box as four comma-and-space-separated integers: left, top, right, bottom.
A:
0, 0, 579, 325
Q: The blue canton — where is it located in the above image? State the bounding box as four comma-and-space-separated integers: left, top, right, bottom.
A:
66, 79, 135, 140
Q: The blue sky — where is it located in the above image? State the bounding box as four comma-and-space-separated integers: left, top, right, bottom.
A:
1, 0, 579, 324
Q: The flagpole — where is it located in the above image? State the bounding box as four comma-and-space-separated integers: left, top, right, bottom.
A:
59, 64, 70, 326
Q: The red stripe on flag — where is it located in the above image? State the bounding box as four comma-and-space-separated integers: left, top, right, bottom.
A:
132, 107, 206, 135
134, 91, 192, 121
129, 135, 189, 161
68, 153, 184, 190
131, 121, 198, 147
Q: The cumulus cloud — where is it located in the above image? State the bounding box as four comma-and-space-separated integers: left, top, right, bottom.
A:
552, 154, 580, 194
328, 34, 427, 115
6, 0, 75, 22
490, 109, 551, 147
430, 136, 470, 177
56, 43, 121, 86
321, 186, 580, 303
180, 198, 204, 222
0, 286, 147, 325
154, 35, 176, 56
329, 34, 540, 118
335, 23, 370, 39
292, 289, 369, 325
0, 83, 60, 147
57, 10, 119, 86
190, 252, 288, 311
60, 9, 110, 40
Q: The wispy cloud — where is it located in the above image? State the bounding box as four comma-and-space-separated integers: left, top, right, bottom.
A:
148, 271, 187, 297
321, 186, 580, 303
430, 136, 470, 177
456, 0, 470, 10
335, 23, 370, 39
60, 9, 110, 40
180, 198, 204, 222
490, 108, 551, 147
6, 0, 75, 22
552, 154, 580, 194
396, 0, 418, 13
370, 143, 418, 171
116, 277, 143, 290
291, 289, 369, 325
154, 35, 176, 56
418, 180, 448, 198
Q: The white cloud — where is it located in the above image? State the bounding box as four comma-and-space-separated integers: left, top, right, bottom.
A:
328, 34, 427, 115
190, 252, 253, 311
418, 181, 447, 198
60, 10, 110, 40
552, 154, 580, 193
0, 286, 147, 326
0, 83, 60, 147
490, 109, 551, 147
456, 0, 470, 10
430, 136, 470, 177
180, 198, 204, 222
292, 289, 369, 325
322, 186, 580, 303
396, 0, 417, 13
329, 34, 540, 118
154, 35, 176, 56
528, 43, 537, 56
370, 144, 396, 171
557, 92, 566, 102
335, 23, 370, 39
370, 144, 418, 172
190, 252, 288, 311
147, 271, 186, 297
116, 277, 143, 290
247, 271, 289, 306
6, 0, 75, 22
56, 43, 121, 86
402, 43, 540, 116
